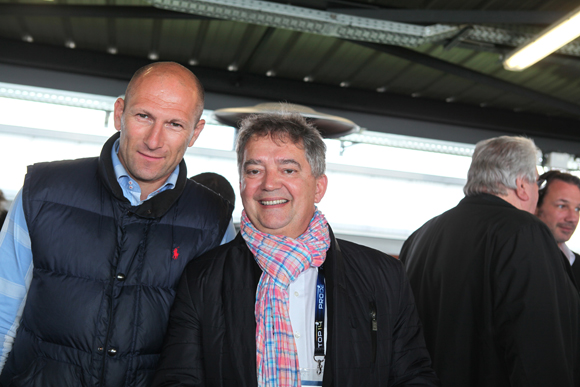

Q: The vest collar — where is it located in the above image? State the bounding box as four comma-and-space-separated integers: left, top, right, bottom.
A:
97, 132, 188, 219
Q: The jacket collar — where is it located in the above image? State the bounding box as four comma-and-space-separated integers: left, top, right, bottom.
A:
460, 193, 516, 209
325, 227, 345, 291
97, 132, 188, 219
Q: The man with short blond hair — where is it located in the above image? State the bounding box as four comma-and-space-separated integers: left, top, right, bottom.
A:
0, 62, 233, 386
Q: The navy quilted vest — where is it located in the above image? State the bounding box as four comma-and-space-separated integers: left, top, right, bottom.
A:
1, 133, 233, 387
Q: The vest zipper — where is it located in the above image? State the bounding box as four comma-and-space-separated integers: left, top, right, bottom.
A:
99, 277, 116, 385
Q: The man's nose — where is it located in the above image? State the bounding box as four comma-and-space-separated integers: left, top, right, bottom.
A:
568, 209, 580, 224
144, 122, 163, 149
262, 170, 281, 190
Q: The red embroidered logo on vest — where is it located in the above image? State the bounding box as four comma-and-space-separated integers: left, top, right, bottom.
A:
172, 247, 180, 260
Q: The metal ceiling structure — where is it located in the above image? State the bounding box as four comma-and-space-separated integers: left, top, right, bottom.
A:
1, 0, 580, 144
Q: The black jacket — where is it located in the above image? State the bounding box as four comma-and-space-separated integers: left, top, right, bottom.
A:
572, 252, 580, 285
400, 194, 580, 387
0, 133, 233, 387
151, 230, 439, 387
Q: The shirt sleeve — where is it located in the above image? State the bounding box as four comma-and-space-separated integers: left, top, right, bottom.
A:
220, 218, 236, 245
0, 190, 34, 372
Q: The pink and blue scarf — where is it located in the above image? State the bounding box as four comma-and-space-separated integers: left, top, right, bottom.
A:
241, 208, 330, 387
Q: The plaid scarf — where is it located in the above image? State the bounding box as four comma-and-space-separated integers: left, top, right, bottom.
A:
241, 208, 331, 387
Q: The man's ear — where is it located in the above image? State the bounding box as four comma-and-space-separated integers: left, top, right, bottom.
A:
188, 119, 205, 147
515, 176, 530, 202
314, 174, 328, 204
113, 98, 124, 132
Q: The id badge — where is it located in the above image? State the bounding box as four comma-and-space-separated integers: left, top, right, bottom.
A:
300, 367, 323, 386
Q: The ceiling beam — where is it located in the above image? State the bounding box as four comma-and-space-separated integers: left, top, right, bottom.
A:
0, 4, 210, 19
329, 8, 566, 24
0, 3, 566, 25
0, 37, 579, 143
352, 41, 580, 117
210, 0, 565, 24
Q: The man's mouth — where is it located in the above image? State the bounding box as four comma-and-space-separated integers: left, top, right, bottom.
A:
260, 199, 288, 206
558, 223, 577, 234
139, 151, 163, 160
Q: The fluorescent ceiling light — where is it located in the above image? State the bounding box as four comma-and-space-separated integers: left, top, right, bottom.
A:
339, 131, 475, 157
503, 5, 580, 71
0, 82, 116, 111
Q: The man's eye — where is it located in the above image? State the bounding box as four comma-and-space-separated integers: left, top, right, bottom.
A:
137, 113, 148, 119
245, 169, 259, 175
169, 122, 183, 128
283, 169, 297, 174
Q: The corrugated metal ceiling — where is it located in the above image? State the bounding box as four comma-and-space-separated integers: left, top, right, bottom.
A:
1, 0, 580, 141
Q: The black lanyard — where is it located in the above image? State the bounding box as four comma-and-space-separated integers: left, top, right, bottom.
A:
314, 265, 325, 375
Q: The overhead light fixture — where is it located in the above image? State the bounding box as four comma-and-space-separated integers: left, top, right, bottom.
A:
0, 82, 115, 111
503, 5, 580, 71
213, 103, 360, 138
341, 131, 475, 157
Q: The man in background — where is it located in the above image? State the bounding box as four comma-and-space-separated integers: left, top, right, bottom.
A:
536, 170, 580, 282
0, 62, 233, 387
190, 171, 237, 240
152, 111, 438, 386
400, 136, 580, 387
190, 172, 236, 208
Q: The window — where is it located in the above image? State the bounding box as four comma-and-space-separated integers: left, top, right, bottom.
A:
3, 82, 569, 255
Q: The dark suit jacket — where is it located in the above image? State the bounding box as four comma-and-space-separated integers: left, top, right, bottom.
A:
572, 251, 580, 286
400, 194, 580, 387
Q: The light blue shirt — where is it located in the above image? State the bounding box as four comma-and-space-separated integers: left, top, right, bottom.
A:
0, 140, 234, 370
111, 140, 179, 206
0, 190, 32, 371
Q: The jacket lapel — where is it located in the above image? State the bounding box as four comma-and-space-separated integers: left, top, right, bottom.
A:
322, 227, 346, 387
